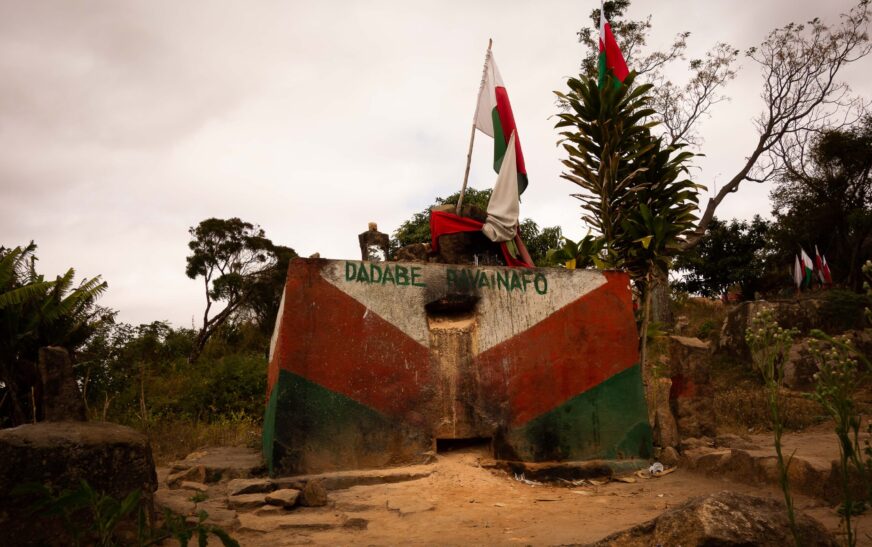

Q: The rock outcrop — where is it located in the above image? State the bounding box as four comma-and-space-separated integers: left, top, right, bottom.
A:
589, 491, 836, 546
0, 421, 157, 546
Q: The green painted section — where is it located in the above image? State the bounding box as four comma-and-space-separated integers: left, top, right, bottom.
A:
262, 377, 280, 475
263, 370, 431, 476
497, 364, 652, 462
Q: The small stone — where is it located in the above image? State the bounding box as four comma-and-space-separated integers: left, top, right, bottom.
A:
227, 493, 267, 510
167, 465, 206, 488
660, 446, 680, 467
227, 478, 274, 496
265, 488, 301, 508
179, 481, 209, 493
299, 479, 328, 507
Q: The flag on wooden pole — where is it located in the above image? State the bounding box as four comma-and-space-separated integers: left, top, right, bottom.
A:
800, 248, 814, 288
473, 52, 528, 195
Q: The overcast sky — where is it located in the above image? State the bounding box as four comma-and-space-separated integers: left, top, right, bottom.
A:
2, 0, 870, 327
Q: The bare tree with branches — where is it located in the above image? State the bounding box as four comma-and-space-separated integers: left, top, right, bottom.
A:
684, 0, 871, 250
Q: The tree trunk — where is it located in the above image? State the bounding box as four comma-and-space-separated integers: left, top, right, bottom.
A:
649, 269, 673, 326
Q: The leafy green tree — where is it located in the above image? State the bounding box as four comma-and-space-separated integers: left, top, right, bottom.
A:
0, 242, 107, 426
673, 216, 778, 300
770, 117, 872, 291
391, 188, 562, 266
554, 72, 701, 369
185, 218, 295, 364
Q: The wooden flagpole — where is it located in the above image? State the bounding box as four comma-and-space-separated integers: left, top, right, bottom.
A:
456, 38, 492, 216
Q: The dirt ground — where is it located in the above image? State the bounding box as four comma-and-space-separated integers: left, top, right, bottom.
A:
229, 442, 872, 546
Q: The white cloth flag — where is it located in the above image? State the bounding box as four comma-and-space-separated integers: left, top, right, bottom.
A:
482, 131, 519, 243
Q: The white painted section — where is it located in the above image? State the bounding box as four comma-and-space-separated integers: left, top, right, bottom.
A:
268, 288, 287, 362
319, 261, 608, 354
474, 270, 606, 354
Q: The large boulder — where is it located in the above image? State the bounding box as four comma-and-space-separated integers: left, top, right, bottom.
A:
0, 421, 157, 546
589, 490, 836, 546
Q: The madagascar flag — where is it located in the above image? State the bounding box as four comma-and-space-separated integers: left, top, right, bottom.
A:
598, 8, 629, 88
474, 53, 528, 195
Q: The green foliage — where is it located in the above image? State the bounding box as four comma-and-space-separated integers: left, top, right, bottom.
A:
0, 242, 108, 426
820, 289, 872, 332
770, 117, 872, 291
80, 319, 266, 423
16, 480, 142, 547
186, 218, 296, 363
554, 72, 701, 285
673, 216, 779, 299
17, 480, 239, 547
745, 309, 800, 545
808, 331, 870, 546
545, 234, 606, 269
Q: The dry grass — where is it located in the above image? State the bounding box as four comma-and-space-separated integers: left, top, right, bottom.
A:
707, 353, 826, 433
131, 414, 261, 465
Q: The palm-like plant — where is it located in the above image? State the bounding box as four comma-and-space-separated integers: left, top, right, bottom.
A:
0, 243, 107, 426
554, 73, 701, 372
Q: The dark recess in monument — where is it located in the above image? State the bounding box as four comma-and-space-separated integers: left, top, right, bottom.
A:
436, 437, 492, 453
425, 293, 479, 316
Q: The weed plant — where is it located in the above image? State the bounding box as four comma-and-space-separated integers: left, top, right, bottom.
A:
746, 309, 800, 545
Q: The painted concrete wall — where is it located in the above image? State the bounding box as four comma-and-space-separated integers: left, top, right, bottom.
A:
264, 258, 651, 476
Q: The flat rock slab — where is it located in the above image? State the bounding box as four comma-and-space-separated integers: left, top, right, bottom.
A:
273, 463, 434, 491
265, 488, 301, 508
171, 447, 265, 482
155, 488, 197, 516
227, 493, 267, 510
682, 447, 842, 503
179, 480, 208, 492
588, 490, 836, 546
237, 510, 345, 533
227, 478, 274, 496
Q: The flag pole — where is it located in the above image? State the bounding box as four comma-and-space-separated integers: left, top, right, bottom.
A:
456, 38, 493, 216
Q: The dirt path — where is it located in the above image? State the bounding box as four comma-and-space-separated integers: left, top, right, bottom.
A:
230, 446, 871, 546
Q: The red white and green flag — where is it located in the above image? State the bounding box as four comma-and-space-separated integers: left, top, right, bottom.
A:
800, 248, 814, 287
815, 246, 833, 285
474, 52, 528, 195
794, 255, 803, 289
598, 4, 629, 88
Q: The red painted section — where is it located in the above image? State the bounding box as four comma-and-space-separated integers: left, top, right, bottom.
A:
429, 211, 532, 268
494, 86, 527, 175
269, 260, 432, 420
475, 271, 639, 427
600, 23, 629, 81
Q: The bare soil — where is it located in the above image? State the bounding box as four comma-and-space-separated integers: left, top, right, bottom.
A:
229, 441, 872, 546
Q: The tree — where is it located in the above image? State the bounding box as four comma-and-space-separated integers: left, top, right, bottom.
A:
673, 216, 778, 300
555, 73, 702, 369
185, 218, 295, 364
0, 242, 107, 426
769, 117, 872, 290
685, 1, 871, 249
391, 188, 562, 266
